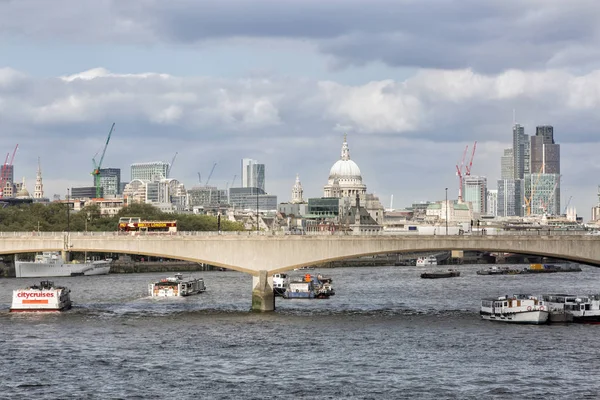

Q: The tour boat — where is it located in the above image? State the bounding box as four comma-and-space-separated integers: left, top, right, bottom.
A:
283, 273, 335, 299
539, 293, 577, 322
273, 273, 289, 297
416, 256, 437, 267
480, 294, 549, 324
148, 273, 206, 297
15, 251, 111, 278
420, 269, 460, 279
563, 295, 600, 323
10, 280, 72, 312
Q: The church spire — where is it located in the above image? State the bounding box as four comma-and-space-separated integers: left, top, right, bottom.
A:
34, 157, 44, 199
291, 173, 304, 204
341, 133, 350, 161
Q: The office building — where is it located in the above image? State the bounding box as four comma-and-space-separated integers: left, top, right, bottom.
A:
229, 187, 277, 211
131, 162, 169, 181
463, 176, 487, 215
512, 124, 529, 179
98, 168, 121, 197
497, 179, 524, 217
500, 149, 514, 180
241, 158, 265, 191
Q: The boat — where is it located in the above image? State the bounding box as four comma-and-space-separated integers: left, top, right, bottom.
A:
480, 294, 549, 324
416, 256, 437, 267
476, 266, 520, 275
521, 263, 582, 274
148, 273, 206, 297
283, 273, 335, 299
14, 251, 112, 278
10, 280, 72, 312
563, 295, 600, 323
420, 269, 460, 279
273, 273, 289, 297
539, 294, 577, 322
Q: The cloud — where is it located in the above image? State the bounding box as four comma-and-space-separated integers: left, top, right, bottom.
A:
2, 1, 600, 73
2, 66, 600, 217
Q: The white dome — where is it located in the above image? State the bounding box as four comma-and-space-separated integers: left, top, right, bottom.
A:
329, 159, 362, 179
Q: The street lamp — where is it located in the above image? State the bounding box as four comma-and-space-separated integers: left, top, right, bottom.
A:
445, 188, 448, 235
66, 188, 70, 233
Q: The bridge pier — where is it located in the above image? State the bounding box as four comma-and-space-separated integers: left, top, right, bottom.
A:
251, 270, 275, 312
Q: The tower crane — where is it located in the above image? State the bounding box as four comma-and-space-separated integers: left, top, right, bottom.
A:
455, 145, 468, 202
464, 141, 477, 176
91, 123, 115, 198
563, 195, 573, 215
205, 162, 217, 186
167, 152, 178, 178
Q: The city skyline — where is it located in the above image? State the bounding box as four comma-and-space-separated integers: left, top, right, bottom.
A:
2, 1, 600, 217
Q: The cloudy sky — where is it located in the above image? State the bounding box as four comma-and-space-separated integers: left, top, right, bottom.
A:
1, 0, 600, 217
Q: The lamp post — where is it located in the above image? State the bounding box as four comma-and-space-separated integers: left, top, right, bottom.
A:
445, 187, 448, 235
66, 188, 70, 233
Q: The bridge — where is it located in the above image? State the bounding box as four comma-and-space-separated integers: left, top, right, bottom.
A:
2, 231, 599, 311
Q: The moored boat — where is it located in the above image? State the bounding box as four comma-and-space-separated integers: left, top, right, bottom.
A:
521, 264, 582, 274
480, 294, 549, 324
148, 273, 206, 297
476, 266, 520, 275
539, 294, 577, 322
563, 295, 600, 323
273, 273, 289, 297
283, 273, 335, 299
10, 280, 72, 312
420, 269, 460, 279
416, 256, 437, 267
15, 252, 111, 278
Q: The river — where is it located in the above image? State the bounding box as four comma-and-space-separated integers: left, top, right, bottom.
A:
1, 264, 599, 399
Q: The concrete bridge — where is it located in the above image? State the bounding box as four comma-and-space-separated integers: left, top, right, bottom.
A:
2, 231, 599, 311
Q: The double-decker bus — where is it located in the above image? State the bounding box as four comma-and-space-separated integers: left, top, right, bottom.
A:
118, 217, 178, 233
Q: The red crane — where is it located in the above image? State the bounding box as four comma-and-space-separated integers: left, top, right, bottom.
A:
455, 145, 468, 203
0, 144, 18, 198
465, 141, 477, 176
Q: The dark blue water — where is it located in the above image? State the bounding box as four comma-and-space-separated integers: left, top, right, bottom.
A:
1, 264, 599, 399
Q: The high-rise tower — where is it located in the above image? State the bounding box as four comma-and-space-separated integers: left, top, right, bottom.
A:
241, 158, 265, 191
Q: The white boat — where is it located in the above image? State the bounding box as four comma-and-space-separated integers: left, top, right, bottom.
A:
480, 294, 549, 324
15, 252, 111, 278
416, 256, 437, 267
148, 273, 206, 297
563, 295, 600, 323
10, 280, 72, 312
283, 273, 335, 299
539, 294, 577, 322
272, 273, 289, 297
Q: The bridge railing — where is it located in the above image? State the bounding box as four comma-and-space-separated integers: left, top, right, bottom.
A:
0, 230, 594, 238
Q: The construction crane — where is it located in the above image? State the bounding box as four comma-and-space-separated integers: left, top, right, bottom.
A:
563, 195, 573, 215
231, 174, 237, 188
455, 145, 468, 202
0, 144, 18, 198
91, 123, 115, 198
167, 152, 178, 178
205, 162, 217, 186
464, 141, 477, 176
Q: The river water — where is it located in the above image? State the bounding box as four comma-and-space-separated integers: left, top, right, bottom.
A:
1, 264, 599, 399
